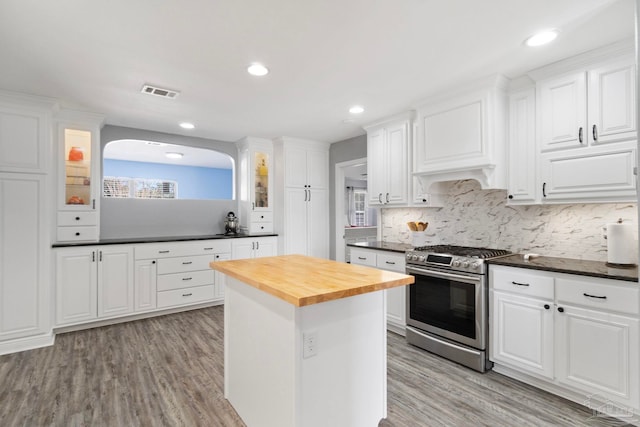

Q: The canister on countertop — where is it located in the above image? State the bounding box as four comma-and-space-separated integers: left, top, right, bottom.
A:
604, 219, 638, 267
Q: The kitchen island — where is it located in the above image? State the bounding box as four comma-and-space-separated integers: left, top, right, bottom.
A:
210, 254, 414, 427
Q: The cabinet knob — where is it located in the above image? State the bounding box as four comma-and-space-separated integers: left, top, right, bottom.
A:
260, 226, 264, 229
75, 232, 80, 236
152, 260, 156, 264
557, 307, 564, 313
508, 195, 513, 200
544, 304, 550, 310
75, 216, 80, 221
422, 198, 427, 203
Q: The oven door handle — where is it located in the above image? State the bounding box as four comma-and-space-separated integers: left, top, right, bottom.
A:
406, 266, 482, 284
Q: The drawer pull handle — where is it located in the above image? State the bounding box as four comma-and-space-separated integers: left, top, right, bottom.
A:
385, 261, 396, 265
182, 293, 193, 297
583, 293, 607, 300
159, 250, 170, 254
182, 261, 193, 265
204, 247, 213, 250
182, 277, 193, 281
358, 257, 367, 260
511, 281, 530, 287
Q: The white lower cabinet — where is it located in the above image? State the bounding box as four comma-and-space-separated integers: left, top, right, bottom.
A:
489, 264, 640, 415
350, 247, 407, 335
231, 236, 277, 259
56, 245, 133, 326
134, 260, 157, 312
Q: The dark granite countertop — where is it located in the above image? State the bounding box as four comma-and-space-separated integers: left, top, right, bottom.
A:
347, 241, 412, 253
52, 233, 278, 248
488, 254, 638, 283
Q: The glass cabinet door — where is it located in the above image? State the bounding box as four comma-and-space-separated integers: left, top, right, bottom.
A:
63, 128, 93, 208
253, 151, 269, 209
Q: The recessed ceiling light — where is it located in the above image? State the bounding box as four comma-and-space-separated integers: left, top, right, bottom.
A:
525, 29, 559, 47
179, 122, 195, 129
349, 105, 364, 114
247, 63, 269, 76
165, 152, 184, 159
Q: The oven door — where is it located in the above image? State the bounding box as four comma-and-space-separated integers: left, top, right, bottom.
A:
406, 265, 486, 350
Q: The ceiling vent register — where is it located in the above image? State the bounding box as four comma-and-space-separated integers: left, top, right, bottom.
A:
140, 84, 180, 99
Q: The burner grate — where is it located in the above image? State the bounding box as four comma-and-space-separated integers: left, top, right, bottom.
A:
412, 245, 511, 259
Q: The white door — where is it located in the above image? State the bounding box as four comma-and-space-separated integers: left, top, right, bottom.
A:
56, 248, 98, 325
588, 56, 636, 145
284, 187, 308, 255
0, 103, 48, 173
539, 71, 587, 151
134, 259, 157, 312
232, 239, 255, 260
306, 149, 329, 189
213, 253, 231, 298
0, 173, 48, 340
490, 291, 554, 379
98, 246, 134, 318
507, 88, 537, 203
555, 304, 639, 406
367, 128, 386, 205
307, 188, 329, 258
385, 121, 408, 204
254, 237, 277, 258
283, 145, 308, 188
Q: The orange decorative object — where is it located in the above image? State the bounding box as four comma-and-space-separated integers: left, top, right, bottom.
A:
68, 147, 84, 161
67, 196, 85, 205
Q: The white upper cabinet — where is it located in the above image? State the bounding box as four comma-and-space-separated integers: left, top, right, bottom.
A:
538, 71, 587, 151
236, 137, 274, 234
507, 87, 537, 204
365, 113, 411, 206
531, 42, 637, 203
414, 75, 508, 189
0, 93, 54, 174
538, 54, 635, 152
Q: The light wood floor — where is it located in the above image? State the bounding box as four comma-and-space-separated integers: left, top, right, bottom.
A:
0, 306, 631, 426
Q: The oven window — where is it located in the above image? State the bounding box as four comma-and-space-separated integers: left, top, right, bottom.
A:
409, 274, 476, 339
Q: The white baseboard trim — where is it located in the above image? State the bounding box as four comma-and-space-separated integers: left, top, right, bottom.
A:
387, 321, 406, 337
0, 332, 55, 356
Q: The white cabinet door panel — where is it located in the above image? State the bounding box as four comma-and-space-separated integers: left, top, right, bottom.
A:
56, 248, 98, 325
283, 146, 308, 188
556, 305, 639, 407
385, 122, 409, 204
539, 72, 587, 152
507, 88, 537, 203
491, 291, 554, 379
307, 189, 329, 258
367, 128, 385, 205
284, 188, 308, 255
306, 149, 329, 189
0, 105, 49, 173
98, 247, 134, 318
134, 260, 157, 312
588, 56, 636, 145
254, 237, 277, 258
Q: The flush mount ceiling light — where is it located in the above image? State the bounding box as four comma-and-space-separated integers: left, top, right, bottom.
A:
247, 63, 269, 76
179, 122, 195, 129
525, 29, 559, 47
165, 152, 184, 159
145, 141, 167, 146
349, 105, 365, 114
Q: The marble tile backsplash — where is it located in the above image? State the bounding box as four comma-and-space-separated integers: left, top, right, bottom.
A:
381, 180, 638, 262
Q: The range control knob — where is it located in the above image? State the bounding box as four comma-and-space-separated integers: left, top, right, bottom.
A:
452, 260, 461, 267
418, 255, 426, 262
411, 254, 419, 261
461, 261, 470, 268
470, 262, 480, 270
406, 253, 412, 260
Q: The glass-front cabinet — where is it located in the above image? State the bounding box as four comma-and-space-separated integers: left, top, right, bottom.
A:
236, 137, 273, 234
55, 109, 104, 243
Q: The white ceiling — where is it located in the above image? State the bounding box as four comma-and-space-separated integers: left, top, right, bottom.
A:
104, 139, 234, 168
0, 0, 635, 144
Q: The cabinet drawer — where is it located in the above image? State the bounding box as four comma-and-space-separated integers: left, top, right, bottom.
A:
251, 211, 273, 223
248, 222, 274, 233
157, 254, 215, 274
350, 249, 377, 267
135, 240, 231, 260
490, 266, 554, 299
57, 211, 97, 226
376, 253, 405, 273
157, 285, 215, 308
556, 276, 639, 315
157, 270, 215, 292
57, 226, 98, 242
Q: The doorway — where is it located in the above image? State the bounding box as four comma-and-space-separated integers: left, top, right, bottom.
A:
335, 158, 378, 262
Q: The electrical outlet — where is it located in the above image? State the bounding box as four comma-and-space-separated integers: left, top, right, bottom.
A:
303, 331, 318, 359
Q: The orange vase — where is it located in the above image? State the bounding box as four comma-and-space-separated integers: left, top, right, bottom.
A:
68, 147, 84, 161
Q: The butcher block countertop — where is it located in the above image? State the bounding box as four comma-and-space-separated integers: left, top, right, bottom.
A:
210, 254, 414, 307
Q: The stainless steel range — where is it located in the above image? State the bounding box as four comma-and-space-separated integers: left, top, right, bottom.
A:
405, 245, 511, 372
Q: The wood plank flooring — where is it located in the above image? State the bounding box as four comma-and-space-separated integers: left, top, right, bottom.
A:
0, 306, 632, 426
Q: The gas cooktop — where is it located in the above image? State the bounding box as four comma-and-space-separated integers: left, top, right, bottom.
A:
406, 245, 511, 274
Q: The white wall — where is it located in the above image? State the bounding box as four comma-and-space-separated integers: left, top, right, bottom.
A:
382, 180, 637, 262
